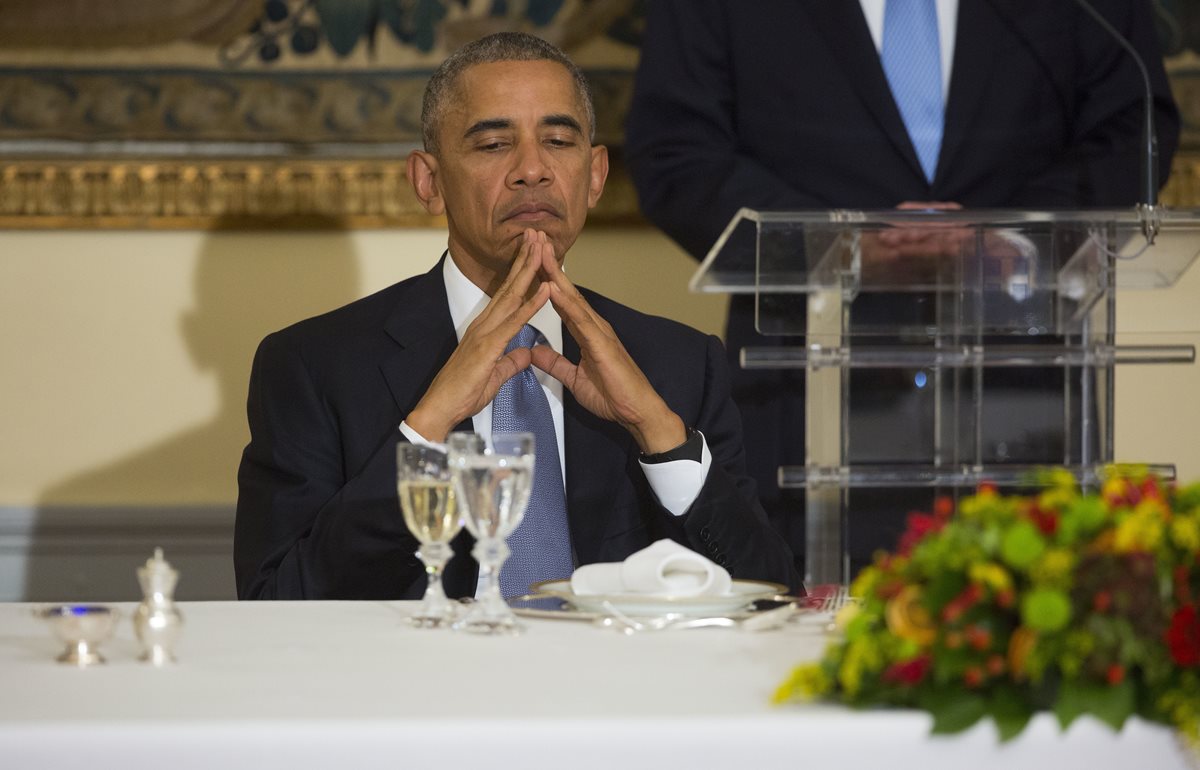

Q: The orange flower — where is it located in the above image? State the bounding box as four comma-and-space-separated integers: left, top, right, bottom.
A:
885, 585, 937, 646
1007, 626, 1038, 680
965, 625, 992, 651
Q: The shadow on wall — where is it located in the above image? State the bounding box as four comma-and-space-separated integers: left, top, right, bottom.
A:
26, 219, 361, 602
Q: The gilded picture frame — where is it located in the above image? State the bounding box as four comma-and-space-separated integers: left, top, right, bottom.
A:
0, 0, 645, 228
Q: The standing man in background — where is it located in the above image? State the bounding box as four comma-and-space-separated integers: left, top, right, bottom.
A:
625, 0, 1180, 575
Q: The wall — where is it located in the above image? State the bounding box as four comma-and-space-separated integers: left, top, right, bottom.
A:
1, 225, 1197, 601
0, 226, 722, 601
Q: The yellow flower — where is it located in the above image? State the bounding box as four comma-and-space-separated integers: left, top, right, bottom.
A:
968, 562, 1013, 594
773, 662, 832, 704
1170, 515, 1200, 552
959, 485, 999, 519
1038, 487, 1073, 512
1029, 547, 1075, 587
1114, 503, 1165, 552
833, 601, 861, 633
885, 585, 937, 647
837, 636, 883, 696
850, 566, 881, 599
1047, 467, 1077, 490
1102, 477, 1131, 505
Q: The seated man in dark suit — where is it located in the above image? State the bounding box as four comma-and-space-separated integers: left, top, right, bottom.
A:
233, 32, 801, 600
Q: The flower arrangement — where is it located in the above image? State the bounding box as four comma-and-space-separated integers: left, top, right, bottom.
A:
775, 467, 1200, 744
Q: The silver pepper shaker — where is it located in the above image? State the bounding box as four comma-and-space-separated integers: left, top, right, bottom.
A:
133, 547, 183, 665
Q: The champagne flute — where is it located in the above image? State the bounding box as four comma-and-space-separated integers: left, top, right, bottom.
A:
397, 443, 461, 627
446, 432, 534, 635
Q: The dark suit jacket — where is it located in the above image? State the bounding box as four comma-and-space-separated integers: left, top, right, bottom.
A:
234, 258, 802, 599
624, 0, 1180, 563
626, 0, 1179, 258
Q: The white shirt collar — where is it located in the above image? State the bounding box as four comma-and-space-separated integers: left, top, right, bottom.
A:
442, 251, 564, 354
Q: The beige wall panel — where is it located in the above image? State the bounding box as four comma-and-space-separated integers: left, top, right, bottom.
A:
0, 226, 722, 509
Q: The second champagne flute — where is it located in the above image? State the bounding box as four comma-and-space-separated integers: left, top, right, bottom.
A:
447, 432, 534, 634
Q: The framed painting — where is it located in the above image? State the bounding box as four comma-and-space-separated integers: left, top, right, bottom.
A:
0, 0, 646, 228
3, 0, 1200, 229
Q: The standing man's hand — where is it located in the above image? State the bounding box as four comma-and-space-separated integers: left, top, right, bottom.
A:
526, 231, 688, 454
405, 230, 552, 442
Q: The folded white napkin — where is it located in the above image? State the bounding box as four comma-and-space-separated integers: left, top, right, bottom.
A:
570, 539, 733, 597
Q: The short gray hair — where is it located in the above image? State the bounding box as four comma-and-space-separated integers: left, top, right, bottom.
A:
421, 31, 596, 155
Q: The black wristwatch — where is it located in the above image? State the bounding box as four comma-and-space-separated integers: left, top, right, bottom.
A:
640, 428, 703, 464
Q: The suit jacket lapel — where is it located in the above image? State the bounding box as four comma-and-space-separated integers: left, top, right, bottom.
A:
378, 254, 477, 595
380, 256, 461, 417
801, 0, 926, 183
936, 0, 1002, 189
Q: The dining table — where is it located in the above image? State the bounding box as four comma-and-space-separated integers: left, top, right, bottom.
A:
0, 600, 1192, 770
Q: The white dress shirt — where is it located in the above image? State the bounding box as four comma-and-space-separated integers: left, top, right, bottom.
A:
400, 253, 712, 517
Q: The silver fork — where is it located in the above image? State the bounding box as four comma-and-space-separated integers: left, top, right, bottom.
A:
595, 601, 798, 633
817, 585, 852, 633
819, 585, 850, 614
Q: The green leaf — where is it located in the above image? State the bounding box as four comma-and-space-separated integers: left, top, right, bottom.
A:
1021, 588, 1072, 633
1001, 520, 1046, 570
989, 686, 1034, 742
1055, 679, 1135, 732
919, 688, 988, 735
1089, 679, 1136, 731
925, 570, 967, 609
1055, 678, 1089, 729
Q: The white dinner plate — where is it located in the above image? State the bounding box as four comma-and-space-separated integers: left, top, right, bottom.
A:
528, 578, 787, 618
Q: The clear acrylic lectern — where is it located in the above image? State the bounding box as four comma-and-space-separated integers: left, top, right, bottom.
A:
693, 208, 1200, 584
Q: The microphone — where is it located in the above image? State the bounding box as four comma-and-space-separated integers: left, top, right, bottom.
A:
1071, 0, 1160, 243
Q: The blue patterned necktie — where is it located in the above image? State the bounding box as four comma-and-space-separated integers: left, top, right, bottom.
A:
492, 324, 574, 597
882, 0, 944, 182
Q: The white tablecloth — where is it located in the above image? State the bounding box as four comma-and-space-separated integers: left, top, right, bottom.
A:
0, 601, 1191, 770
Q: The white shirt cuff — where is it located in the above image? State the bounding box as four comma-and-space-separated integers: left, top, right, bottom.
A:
639, 432, 713, 517
398, 421, 445, 451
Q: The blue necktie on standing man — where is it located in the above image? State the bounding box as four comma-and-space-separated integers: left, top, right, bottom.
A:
882, 0, 944, 182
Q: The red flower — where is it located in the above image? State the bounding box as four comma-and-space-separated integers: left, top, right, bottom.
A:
933, 496, 955, 519
941, 583, 983, 623
882, 655, 931, 686
897, 512, 946, 556
1166, 605, 1200, 667
1107, 664, 1125, 686
1028, 505, 1059, 536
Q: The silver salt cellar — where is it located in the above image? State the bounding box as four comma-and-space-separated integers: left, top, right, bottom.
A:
133, 547, 183, 665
